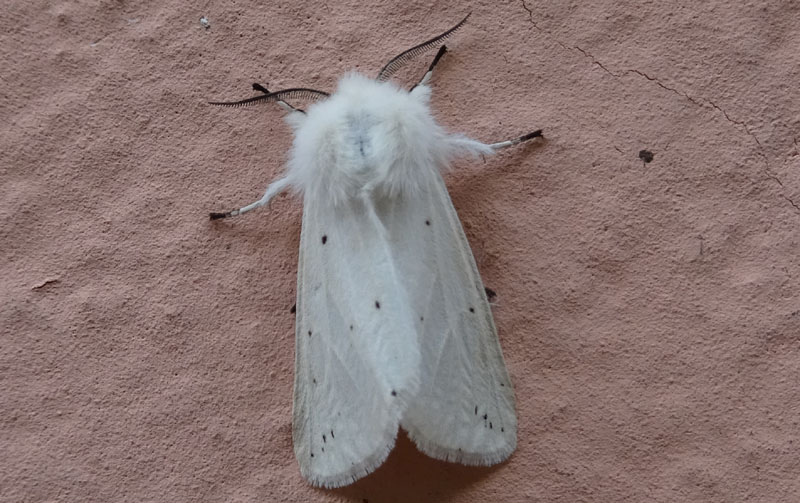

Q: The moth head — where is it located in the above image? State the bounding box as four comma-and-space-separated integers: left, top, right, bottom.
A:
284, 72, 450, 206
302, 72, 442, 156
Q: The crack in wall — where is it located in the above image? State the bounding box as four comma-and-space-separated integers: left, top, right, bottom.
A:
783, 196, 800, 212
574, 46, 616, 77
520, 0, 798, 214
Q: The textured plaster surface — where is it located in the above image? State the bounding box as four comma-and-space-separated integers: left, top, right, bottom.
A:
2, 1, 799, 502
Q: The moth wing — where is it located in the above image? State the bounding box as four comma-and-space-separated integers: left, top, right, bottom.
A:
376, 172, 517, 465
292, 195, 420, 488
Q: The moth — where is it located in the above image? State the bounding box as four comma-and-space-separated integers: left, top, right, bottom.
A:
209, 14, 541, 488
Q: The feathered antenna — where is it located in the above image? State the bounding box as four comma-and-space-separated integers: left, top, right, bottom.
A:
376, 13, 470, 82
209, 88, 330, 108
252, 83, 306, 113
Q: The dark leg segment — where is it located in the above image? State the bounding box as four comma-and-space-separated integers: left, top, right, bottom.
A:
410, 45, 448, 91
489, 130, 543, 150
253, 82, 305, 113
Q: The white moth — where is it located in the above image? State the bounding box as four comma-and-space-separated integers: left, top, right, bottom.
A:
209, 14, 541, 488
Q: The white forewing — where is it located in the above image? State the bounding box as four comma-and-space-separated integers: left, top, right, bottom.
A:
376, 171, 517, 465
292, 193, 420, 488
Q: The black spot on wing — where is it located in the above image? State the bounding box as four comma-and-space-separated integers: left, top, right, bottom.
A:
425, 219, 430, 226
469, 307, 475, 313
375, 300, 380, 309
391, 390, 397, 397
322, 235, 328, 244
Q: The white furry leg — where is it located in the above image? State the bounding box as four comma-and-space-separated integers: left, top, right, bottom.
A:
489, 130, 543, 150
209, 176, 290, 220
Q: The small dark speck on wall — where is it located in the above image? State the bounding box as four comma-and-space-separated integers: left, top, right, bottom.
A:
639, 149, 654, 164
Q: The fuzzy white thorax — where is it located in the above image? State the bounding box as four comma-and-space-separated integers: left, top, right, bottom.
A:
284, 73, 492, 207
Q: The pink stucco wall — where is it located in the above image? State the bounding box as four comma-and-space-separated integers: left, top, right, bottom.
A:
3, 1, 799, 501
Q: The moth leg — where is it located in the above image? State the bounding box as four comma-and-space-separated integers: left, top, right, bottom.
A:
410, 45, 448, 91
209, 176, 291, 220
489, 129, 543, 150
253, 83, 305, 114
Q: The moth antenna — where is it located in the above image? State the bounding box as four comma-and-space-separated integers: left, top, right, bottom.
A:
376, 13, 470, 82
209, 88, 329, 108
253, 82, 306, 113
